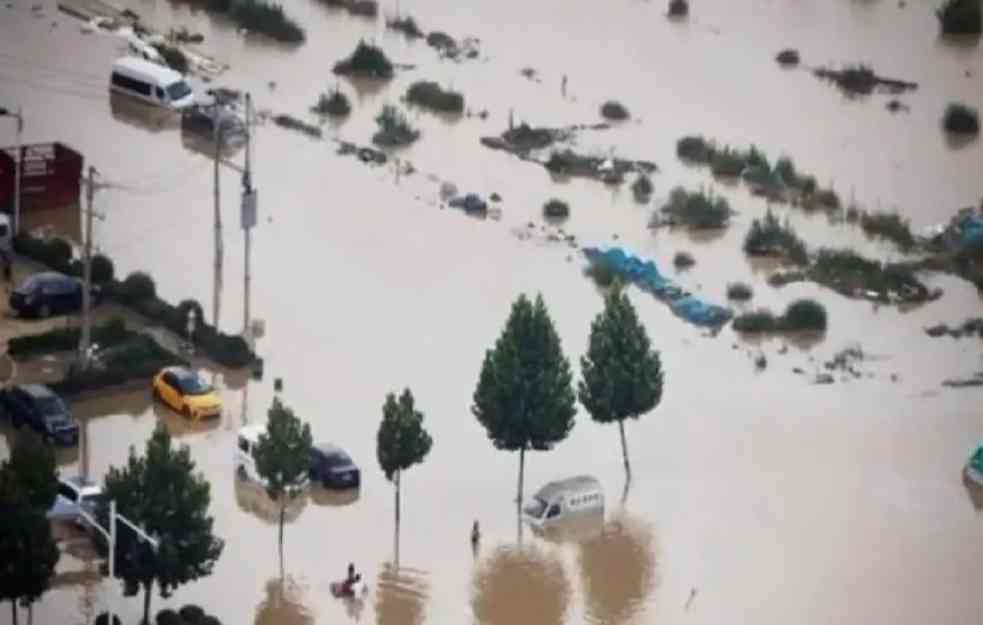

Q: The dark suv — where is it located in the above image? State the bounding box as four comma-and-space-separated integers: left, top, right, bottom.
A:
0, 384, 79, 446
9, 272, 97, 318
309, 444, 361, 489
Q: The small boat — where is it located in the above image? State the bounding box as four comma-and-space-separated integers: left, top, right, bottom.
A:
966, 446, 983, 486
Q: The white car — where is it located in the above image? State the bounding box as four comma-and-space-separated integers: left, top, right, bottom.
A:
47, 476, 105, 523
235, 423, 309, 489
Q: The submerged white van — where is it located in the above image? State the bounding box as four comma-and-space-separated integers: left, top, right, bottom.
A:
109, 57, 194, 110
523, 475, 604, 528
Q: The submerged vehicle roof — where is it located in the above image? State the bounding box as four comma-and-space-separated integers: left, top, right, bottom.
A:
533, 475, 602, 501
112, 56, 185, 83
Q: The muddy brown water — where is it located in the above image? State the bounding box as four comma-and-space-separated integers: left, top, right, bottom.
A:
2, 1, 982, 624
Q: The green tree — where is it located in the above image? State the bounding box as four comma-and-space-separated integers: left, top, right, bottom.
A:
1, 435, 58, 510
579, 287, 664, 479
377, 389, 433, 558
254, 398, 313, 575
100, 423, 224, 624
472, 294, 577, 507
0, 502, 60, 625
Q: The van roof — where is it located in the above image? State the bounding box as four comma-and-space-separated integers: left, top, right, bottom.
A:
239, 423, 266, 442
534, 475, 602, 501
112, 56, 184, 84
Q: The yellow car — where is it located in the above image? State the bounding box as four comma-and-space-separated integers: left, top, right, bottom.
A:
152, 366, 222, 420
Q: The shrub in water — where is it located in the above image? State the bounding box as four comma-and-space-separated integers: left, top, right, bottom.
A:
943, 102, 980, 134
90, 253, 115, 283
8, 318, 130, 358
859, 210, 916, 251
372, 104, 420, 147
744, 208, 809, 265
673, 251, 695, 269
782, 298, 827, 331
543, 198, 570, 219
660, 186, 731, 228
668, 0, 689, 17
586, 261, 617, 288
312, 86, 351, 116
179, 604, 207, 624
387, 14, 424, 38
733, 309, 779, 333
710, 147, 747, 177
775, 49, 800, 65
45, 238, 73, 265
156, 609, 182, 625
936, 0, 982, 35
676, 135, 712, 162
333, 40, 394, 79
631, 174, 653, 202
153, 43, 189, 73
228, 0, 305, 44
600, 100, 630, 121
405, 81, 465, 114
118, 271, 157, 305
726, 282, 754, 301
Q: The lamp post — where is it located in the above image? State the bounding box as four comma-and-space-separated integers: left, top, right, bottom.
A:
0, 106, 24, 234
76, 501, 160, 625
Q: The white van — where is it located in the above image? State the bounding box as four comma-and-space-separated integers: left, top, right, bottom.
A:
523, 475, 604, 528
109, 57, 195, 110
235, 423, 310, 489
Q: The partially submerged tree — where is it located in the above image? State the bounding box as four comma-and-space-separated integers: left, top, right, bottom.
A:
377, 388, 433, 559
579, 286, 664, 479
3, 435, 58, 510
100, 424, 224, 625
0, 502, 59, 625
254, 398, 313, 575
472, 294, 577, 507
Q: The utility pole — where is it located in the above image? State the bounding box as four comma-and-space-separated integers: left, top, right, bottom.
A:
0, 107, 23, 233
79, 166, 103, 370
241, 93, 257, 339
213, 112, 224, 328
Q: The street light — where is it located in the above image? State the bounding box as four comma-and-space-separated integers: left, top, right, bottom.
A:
76, 500, 160, 625
0, 106, 23, 235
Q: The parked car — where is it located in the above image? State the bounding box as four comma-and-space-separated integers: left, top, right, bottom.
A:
310, 444, 361, 489
0, 384, 79, 446
181, 103, 246, 144
47, 476, 105, 523
152, 366, 222, 420
9, 271, 99, 318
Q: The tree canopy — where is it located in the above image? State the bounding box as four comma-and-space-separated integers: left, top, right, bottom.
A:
100, 423, 224, 624
2, 435, 58, 510
377, 389, 433, 482
579, 287, 664, 476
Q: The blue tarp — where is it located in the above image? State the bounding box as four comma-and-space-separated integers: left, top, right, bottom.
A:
583, 247, 733, 328
960, 215, 983, 251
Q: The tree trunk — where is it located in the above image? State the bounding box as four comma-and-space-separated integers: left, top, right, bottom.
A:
394, 471, 401, 567
26, 603, 31, 625
517, 445, 526, 505
11, 600, 17, 625
278, 503, 286, 580
143, 581, 153, 625
619, 420, 631, 479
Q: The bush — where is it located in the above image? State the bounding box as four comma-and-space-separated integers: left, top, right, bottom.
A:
405, 81, 465, 114
811, 248, 928, 300
936, 0, 982, 35
52, 335, 186, 396
673, 251, 695, 269
312, 86, 351, 116
94, 613, 122, 625
118, 271, 157, 305
586, 261, 617, 288
179, 605, 207, 625
733, 309, 778, 333
943, 102, 980, 134
775, 48, 800, 65
726, 282, 753, 301
543, 198, 570, 219
200, 617, 222, 625
153, 43, 189, 74
91, 254, 115, 283
387, 14, 424, 38
668, 0, 689, 17
8, 318, 130, 358
372, 104, 420, 147
859, 210, 916, 251
227, 0, 305, 43
156, 608, 182, 625
347, 0, 378, 16
45, 238, 73, 265
600, 100, 630, 120
783, 298, 827, 331
333, 40, 394, 79
676, 135, 712, 162
744, 208, 809, 264
710, 147, 747, 177
631, 174, 653, 202
659, 186, 731, 228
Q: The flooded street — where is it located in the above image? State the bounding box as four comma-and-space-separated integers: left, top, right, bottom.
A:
2, 0, 982, 624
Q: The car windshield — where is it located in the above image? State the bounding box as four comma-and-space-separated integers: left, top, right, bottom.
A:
325, 452, 352, 467
166, 80, 192, 102
177, 374, 212, 396
523, 497, 548, 519
37, 396, 66, 417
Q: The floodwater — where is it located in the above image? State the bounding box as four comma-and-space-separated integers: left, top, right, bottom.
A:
2, 0, 982, 624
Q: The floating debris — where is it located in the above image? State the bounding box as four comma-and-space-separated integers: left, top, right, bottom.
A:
814, 64, 918, 96
273, 114, 322, 139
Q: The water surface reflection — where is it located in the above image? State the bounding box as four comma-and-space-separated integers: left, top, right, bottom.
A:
234, 476, 309, 525
254, 576, 314, 625
374, 562, 429, 625
471, 543, 571, 625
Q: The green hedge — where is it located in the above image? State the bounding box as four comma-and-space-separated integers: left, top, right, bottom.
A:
51, 335, 187, 396
8, 318, 130, 359
13, 234, 115, 283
